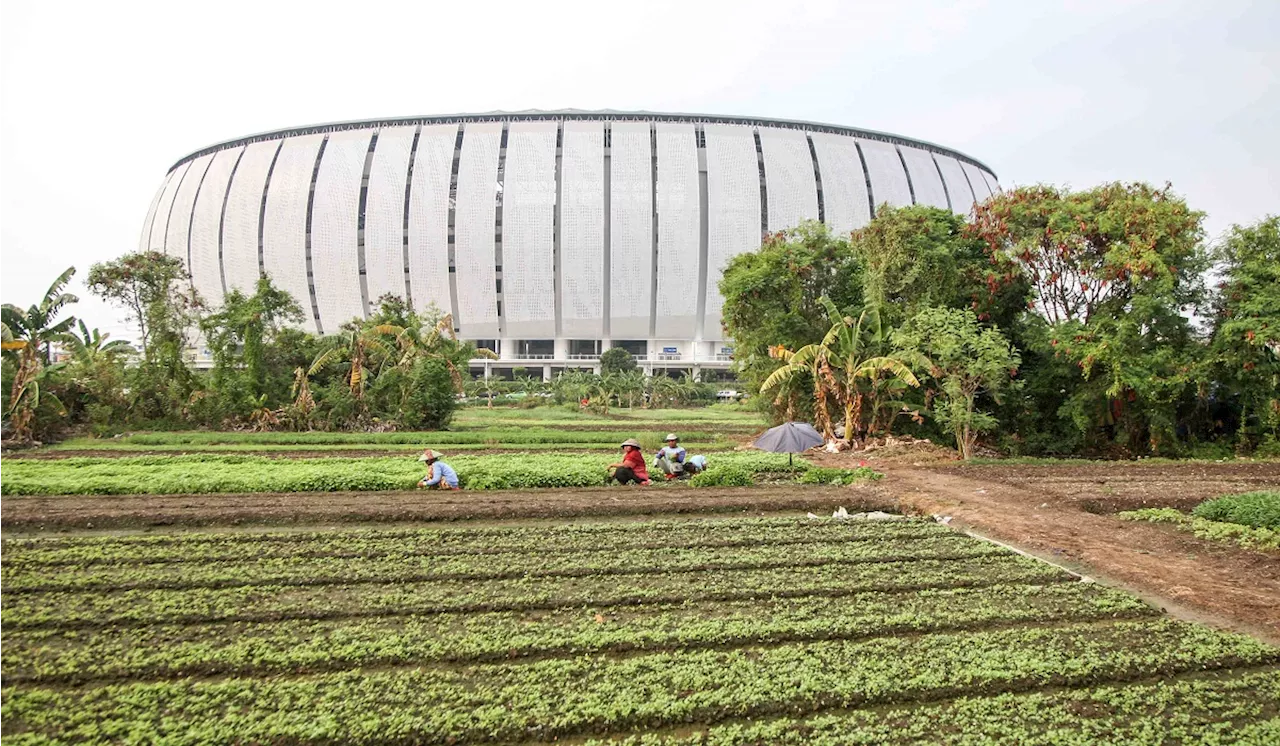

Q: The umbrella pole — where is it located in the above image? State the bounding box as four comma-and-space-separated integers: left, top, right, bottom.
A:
789, 453, 793, 467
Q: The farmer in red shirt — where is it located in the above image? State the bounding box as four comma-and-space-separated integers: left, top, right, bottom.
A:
607, 438, 651, 485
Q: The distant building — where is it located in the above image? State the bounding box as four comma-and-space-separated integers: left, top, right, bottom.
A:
141, 110, 999, 379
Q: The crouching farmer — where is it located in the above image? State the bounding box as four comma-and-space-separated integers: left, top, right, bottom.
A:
654, 434, 706, 479
607, 439, 651, 485
417, 449, 460, 490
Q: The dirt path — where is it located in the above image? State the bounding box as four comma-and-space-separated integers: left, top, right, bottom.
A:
0, 484, 894, 533
883, 465, 1280, 643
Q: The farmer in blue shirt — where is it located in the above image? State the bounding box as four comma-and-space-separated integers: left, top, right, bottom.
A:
654, 433, 688, 479
417, 449, 460, 490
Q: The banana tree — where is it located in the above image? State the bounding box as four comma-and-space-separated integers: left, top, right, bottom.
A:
818, 298, 921, 442
466, 376, 510, 408
372, 312, 494, 394
66, 320, 132, 365
2, 267, 78, 441
307, 328, 394, 404
762, 298, 920, 444
760, 341, 838, 441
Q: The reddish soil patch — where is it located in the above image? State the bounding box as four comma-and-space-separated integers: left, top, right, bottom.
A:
932, 462, 1280, 513
0, 484, 894, 533
878, 463, 1280, 643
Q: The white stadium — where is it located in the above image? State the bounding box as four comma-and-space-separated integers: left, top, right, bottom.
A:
140, 111, 999, 378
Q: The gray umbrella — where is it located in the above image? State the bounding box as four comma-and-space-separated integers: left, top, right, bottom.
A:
752, 421, 825, 465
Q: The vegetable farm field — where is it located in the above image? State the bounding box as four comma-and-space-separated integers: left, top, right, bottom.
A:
3, 516, 1279, 744
4, 407, 1280, 742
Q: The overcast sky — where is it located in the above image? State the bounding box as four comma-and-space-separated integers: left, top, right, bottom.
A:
2, 0, 1276, 342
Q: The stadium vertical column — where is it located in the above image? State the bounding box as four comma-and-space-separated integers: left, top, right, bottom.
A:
651, 122, 699, 341
810, 132, 872, 233
219, 140, 281, 295
858, 139, 913, 211
363, 126, 417, 308
452, 122, 503, 339
609, 121, 655, 342
310, 129, 372, 331
701, 124, 761, 343
758, 127, 820, 233
261, 135, 325, 335
934, 154, 977, 213
407, 124, 458, 320
560, 120, 605, 339
188, 148, 243, 306
147, 161, 189, 253
502, 121, 558, 340
898, 146, 951, 209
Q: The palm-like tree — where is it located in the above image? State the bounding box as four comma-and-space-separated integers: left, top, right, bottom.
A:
66, 320, 132, 365
373, 312, 495, 394
762, 298, 920, 443
466, 376, 510, 407
513, 374, 547, 398
307, 327, 395, 403
2, 267, 78, 441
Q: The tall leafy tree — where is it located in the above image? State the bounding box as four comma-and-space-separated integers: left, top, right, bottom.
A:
1, 267, 78, 441
87, 251, 202, 421
852, 205, 1023, 327
720, 221, 863, 419
599, 346, 637, 375
894, 307, 1021, 460
969, 183, 1209, 454
1206, 216, 1280, 451
199, 276, 304, 416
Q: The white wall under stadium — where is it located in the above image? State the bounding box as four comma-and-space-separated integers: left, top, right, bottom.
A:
141, 111, 1000, 371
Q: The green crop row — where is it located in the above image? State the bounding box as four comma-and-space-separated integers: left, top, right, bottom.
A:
0, 534, 998, 593
1, 554, 1073, 629
4, 620, 1275, 744
3, 533, 1002, 593
1192, 490, 1280, 529
584, 670, 1280, 745
1, 584, 1157, 685
42, 440, 731, 454
72, 428, 733, 447
1118, 508, 1280, 550
0, 451, 811, 496
3, 518, 947, 568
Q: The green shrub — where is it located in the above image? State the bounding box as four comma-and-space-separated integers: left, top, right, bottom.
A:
1192, 491, 1280, 529
400, 359, 458, 429
799, 467, 884, 485
690, 467, 754, 487
1120, 507, 1280, 550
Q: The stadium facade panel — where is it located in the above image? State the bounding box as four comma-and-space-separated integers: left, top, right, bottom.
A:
144, 110, 999, 375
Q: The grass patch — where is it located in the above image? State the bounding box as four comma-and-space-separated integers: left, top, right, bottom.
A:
1117, 508, 1280, 551
1192, 490, 1280, 529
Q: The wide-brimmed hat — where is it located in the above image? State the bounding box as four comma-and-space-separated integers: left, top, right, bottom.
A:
417, 449, 445, 462
665, 433, 678, 442
620, 439, 642, 449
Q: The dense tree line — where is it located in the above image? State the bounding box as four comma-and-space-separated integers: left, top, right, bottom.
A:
721, 183, 1278, 459
1, 256, 719, 443
2, 256, 477, 442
